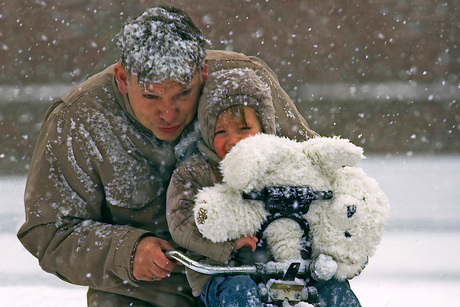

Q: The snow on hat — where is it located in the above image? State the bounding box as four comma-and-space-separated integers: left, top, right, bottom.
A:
116, 6, 210, 84
198, 68, 276, 152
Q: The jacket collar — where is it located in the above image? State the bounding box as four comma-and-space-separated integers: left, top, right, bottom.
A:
198, 140, 221, 165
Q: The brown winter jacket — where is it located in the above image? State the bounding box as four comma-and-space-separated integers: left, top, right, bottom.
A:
166, 65, 309, 297
18, 50, 315, 306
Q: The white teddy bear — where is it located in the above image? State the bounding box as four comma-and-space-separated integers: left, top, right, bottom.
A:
194, 134, 390, 281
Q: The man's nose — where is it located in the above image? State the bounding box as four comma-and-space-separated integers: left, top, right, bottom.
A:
159, 102, 177, 123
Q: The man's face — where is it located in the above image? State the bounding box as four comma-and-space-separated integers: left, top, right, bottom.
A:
120, 69, 206, 141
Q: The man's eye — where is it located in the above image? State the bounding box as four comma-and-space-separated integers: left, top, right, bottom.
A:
179, 89, 191, 96
143, 94, 157, 99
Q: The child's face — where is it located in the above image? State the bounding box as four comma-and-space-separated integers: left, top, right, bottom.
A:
214, 106, 263, 159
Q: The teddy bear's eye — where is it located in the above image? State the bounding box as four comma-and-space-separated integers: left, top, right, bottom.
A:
347, 205, 356, 218
344, 230, 352, 238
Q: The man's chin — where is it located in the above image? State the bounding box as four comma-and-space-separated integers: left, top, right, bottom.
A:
153, 130, 182, 142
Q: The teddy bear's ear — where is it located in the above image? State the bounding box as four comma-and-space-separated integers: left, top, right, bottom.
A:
304, 136, 365, 171
220, 134, 270, 190
220, 134, 294, 191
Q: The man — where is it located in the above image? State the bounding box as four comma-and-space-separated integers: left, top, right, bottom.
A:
18, 6, 316, 307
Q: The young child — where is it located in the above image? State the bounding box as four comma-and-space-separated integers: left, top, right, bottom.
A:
166, 68, 361, 307
167, 67, 275, 306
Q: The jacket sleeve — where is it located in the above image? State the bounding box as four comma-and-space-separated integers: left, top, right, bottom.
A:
166, 157, 235, 264
17, 100, 148, 289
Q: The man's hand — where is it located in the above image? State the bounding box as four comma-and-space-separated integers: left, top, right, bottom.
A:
235, 235, 258, 252
132, 236, 177, 281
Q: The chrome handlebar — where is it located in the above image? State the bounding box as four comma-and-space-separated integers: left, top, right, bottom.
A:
165, 250, 310, 276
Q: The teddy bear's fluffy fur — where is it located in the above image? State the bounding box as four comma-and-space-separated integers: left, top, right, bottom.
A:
194, 134, 390, 280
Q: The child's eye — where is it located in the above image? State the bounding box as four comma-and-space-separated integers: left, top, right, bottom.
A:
215, 130, 226, 136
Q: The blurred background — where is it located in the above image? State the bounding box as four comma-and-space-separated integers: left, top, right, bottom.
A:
1, 0, 459, 174
1, 1, 459, 306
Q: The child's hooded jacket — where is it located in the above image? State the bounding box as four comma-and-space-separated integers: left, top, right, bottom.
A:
167, 67, 277, 296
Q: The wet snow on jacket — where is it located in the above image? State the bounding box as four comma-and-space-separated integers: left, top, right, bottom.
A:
18, 50, 315, 305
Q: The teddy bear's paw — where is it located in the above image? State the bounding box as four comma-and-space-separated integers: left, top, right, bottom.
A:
263, 218, 305, 261
310, 254, 338, 281
194, 184, 269, 242
335, 258, 368, 280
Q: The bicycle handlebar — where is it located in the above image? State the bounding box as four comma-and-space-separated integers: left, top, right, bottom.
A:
165, 250, 311, 276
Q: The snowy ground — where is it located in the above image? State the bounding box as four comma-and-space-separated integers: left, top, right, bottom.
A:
1, 155, 459, 306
